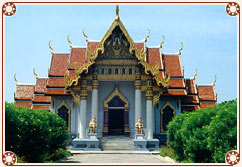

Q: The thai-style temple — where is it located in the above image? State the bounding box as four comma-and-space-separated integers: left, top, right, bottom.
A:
14, 6, 217, 149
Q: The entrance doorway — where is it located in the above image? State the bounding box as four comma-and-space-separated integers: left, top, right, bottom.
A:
103, 87, 130, 136
108, 109, 124, 135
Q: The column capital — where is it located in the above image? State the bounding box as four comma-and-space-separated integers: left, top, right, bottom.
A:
145, 79, 153, 100
80, 78, 88, 100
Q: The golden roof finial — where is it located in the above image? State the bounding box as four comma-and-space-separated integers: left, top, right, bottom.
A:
193, 69, 197, 80
49, 40, 53, 54
92, 114, 96, 119
213, 75, 216, 86
67, 34, 72, 48
82, 29, 88, 43
14, 73, 18, 84
33, 68, 38, 79
144, 29, 150, 43
115, 5, 119, 21
160, 35, 165, 48
178, 41, 183, 55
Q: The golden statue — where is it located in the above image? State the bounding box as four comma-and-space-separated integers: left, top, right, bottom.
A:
135, 114, 144, 134
89, 114, 97, 134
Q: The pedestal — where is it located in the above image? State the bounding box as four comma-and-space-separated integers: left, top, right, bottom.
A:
72, 138, 101, 151
147, 139, 160, 151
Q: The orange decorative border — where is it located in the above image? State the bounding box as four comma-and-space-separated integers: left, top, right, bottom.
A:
1, 1, 240, 166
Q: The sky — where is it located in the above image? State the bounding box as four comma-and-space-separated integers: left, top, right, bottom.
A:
4, 4, 237, 103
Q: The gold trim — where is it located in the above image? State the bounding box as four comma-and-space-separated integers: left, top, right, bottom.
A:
14, 74, 18, 84
33, 68, 38, 79
98, 74, 135, 81
160, 101, 175, 133
67, 35, 72, 48
160, 35, 165, 48
104, 86, 129, 109
71, 90, 80, 106
153, 92, 162, 106
82, 29, 89, 43
96, 59, 137, 65
178, 41, 183, 55
193, 69, 198, 80
213, 75, 216, 86
65, 13, 170, 88
49, 40, 53, 54
56, 100, 71, 133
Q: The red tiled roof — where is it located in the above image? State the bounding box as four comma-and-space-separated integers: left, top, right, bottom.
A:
33, 95, 51, 103
181, 105, 200, 111
147, 48, 162, 70
169, 79, 185, 88
166, 89, 187, 96
181, 96, 199, 104
88, 41, 99, 52
135, 42, 144, 51
15, 101, 32, 108
15, 85, 35, 100
186, 79, 197, 95
197, 86, 216, 101
35, 78, 47, 93
32, 105, 51, 111
69, 48, 86, 70
157, 72, 163, 80
47, 78, 65, 88
163, 54, 183, 77
46, 89, 70, 95
200, 102, 216, 109
49, 54, 70, 77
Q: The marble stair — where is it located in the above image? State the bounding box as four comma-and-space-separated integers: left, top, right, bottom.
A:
100, 136, 134, 150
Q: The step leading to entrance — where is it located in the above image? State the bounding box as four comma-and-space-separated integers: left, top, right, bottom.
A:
100, 136, 134, 151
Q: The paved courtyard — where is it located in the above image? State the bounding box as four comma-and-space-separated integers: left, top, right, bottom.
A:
56, 152, 175, 163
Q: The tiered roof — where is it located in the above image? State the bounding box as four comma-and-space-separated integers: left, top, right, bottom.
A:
14, 6, 217, 111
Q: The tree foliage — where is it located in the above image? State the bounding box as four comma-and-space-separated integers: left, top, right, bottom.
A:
5, 102, 70, 162
167, 100, 237, 163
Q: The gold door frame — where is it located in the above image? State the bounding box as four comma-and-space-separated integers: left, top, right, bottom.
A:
160, 101, 175, 133
56, 100, 71, 133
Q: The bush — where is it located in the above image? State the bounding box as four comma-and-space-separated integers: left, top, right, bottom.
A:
207, 100, 237, 162
167, 99, 237, 163
5, 102, 70, 163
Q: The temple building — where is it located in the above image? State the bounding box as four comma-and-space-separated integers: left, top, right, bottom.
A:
14, 6, 217, 146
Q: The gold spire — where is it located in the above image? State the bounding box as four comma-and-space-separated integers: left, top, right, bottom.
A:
14, 73, 18, 84
213, 75, 216, 86
33, 68, 38, 79
49, 40, 53, 54
178, 41, 183, 55
115, 5, 119, 21
144, 29, 150, 43
82, 29, 88, 43
160, 35, 165, 48
67, 34, 72, 48
193, 69, 197, 80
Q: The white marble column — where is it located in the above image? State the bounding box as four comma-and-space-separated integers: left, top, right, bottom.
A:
146, 99, 153, 139
146, 79, 153, 140
91, 89, 98, 118
135, 89, 141, 121
135, 67, 142, 121
91, 69, 99, 122
79, 79, 88, 139
75, 104, 80, 136
79, 99, 87, 139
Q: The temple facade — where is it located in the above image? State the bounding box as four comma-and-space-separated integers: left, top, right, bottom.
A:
14, 6, 217, 144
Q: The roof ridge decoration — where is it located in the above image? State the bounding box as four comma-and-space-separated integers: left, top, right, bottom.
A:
193, 69, 197, 80
14, 73, 18, 84
64, 5, 170, 88
212, 75, 216, 86
33, 68, 38, 79
67, 35, 72, 48
49, 40, 54, 54
160, 35, 165, 48
178, 41, 183, 55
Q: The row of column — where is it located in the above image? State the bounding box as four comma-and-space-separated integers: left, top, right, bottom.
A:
76, 67, 99, 139
76, 66, 154, 140
135, 67, 153, 140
